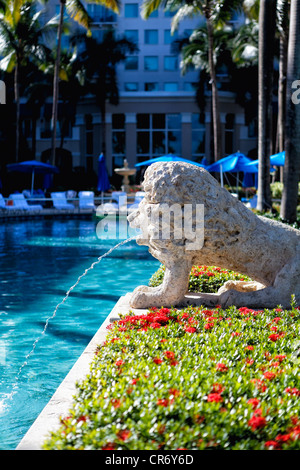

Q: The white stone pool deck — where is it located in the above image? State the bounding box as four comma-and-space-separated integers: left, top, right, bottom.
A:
16, 293, 144, 450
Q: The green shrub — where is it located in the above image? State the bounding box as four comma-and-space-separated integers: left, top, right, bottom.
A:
44, 303, 300, 450
270, 182, 300, 202
149, 265, 251, 294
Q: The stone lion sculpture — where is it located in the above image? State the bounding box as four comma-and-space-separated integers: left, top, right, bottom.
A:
128, 162, 300, 309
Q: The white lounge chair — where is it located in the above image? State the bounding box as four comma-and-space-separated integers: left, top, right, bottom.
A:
0, 194, 15, 210
51, 192, 75, 210
111, 191, 127, 210
8, 193, 43, 211
128, 191, 145, 210
78, 191, 96, 210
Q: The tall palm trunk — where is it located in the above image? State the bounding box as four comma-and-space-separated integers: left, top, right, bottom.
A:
205, 10, 221, 163
277, 34, 288, 155
280, 0, 300, 223
51, 0, 65, 166
257, 0, 276, 211
14, 59, 20, 162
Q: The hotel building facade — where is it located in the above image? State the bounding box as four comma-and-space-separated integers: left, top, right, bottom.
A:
31, 2, 258, 178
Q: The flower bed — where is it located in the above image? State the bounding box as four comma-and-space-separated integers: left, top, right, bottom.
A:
149, 265, 251, 293
44, 302, 300, 450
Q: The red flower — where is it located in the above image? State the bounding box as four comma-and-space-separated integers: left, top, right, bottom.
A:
268, 333, 280, 342
231, 332, 241, 337
264, 440, 281, 450
264, 371, 276, 380
169, 359, 179, 366
185, 326, 197, 333
251, 379, 267, 392
207, 393, 223, 403
285, 387, 300, 397
248, 415, 267, 430
164, 351, 175, 359
115, 360, 125, 367
153, 357, 163, 364
216, 363, 228, 372
274, 354, 286, 362
169, 388, 180, 397
275, 433, 291, 443
77, 415, 88, 423
157, 398, 169, 407
211, 383, 225, 393
116, 429, 131, 441
204, 322, 214, 330
111, 398, 122, 408
149, 322, 161, 329
102, 442, 116, 450
131, 378, 139, 385
110, 337, 120, 343
245, 345, 254, 351
247, 398, 260, 409
159, 308, 171, 315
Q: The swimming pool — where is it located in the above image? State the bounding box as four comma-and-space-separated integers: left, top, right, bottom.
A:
0, 218, 159, 450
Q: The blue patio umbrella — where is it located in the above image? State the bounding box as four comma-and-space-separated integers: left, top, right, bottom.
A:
7, 160, 59, 195
243, 151, 285, 170
206, 152, 253, 188
135, 154, 206, 168
270, 151, 285, 166
97, 154, 110, 200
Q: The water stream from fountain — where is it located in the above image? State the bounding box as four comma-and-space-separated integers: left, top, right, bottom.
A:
0, 235, 137, 412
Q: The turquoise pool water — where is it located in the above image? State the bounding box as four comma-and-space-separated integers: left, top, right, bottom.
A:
0, 218, 159, 450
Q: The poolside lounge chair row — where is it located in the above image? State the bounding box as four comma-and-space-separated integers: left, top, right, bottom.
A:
0, 190, 146, 213
0, 191, 97, 212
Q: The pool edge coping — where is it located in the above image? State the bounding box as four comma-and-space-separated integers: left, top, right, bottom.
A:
16, 292, 146, 450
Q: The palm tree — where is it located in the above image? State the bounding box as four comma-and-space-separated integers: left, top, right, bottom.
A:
75, 30, 137, 153
50, 0, 121, 166
256, 0, 276, 212
142, 0, 243, 163
280, 0, 300, 222
276, 0, 290, 160
0, 0, 54, 161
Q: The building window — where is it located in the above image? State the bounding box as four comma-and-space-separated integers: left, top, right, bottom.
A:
164, 82, 178, 92
86, 4, 117, 22
145, 82, 159, 92
125, 82, 138, 91
125, 56, 138, 70
164, 10, 175, 17
225, 113, 235, 154
85, 114, 93, 156
144, 56, 158, 71
164, 29, 178, 44
184, 82, 197, 91
112, 114, 125, 168
144, 29, 158, 44
124, 29, 138, 43
248, 117, 258, 138
192, 113, 206, 159
149, 9, 158, 17
137, 113, 181, 158
164, 56, 178, 71
41, 117, 72, 139
124, 3, 138, 17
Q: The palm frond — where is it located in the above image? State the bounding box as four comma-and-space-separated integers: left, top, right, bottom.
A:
66, 0, 91, 30
85, 0, 120, 14
0, 50, 16, 72
171, 4, 202, 33
141, 0, 166, 19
